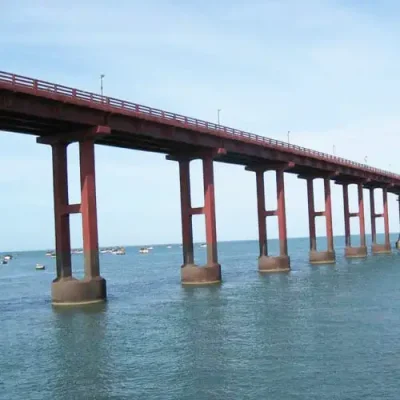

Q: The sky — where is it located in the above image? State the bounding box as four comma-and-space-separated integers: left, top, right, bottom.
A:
1, 0, 400, 251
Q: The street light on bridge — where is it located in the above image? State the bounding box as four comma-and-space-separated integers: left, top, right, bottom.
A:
217, 109, 221, 125
100, 74, 105, 96
287, 130, 290, 143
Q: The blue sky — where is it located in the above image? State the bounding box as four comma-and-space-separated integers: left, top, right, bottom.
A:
1, 0, 400, 250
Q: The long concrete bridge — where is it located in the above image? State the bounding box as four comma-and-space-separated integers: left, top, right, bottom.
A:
0, 71, 399, 305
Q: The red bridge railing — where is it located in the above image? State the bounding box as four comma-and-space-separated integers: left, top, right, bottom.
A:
0, 71, 398, 181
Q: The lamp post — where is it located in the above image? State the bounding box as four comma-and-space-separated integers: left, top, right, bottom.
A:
217, 109, 221, 125
100, 74, 105, 96
333, 145, 336, 156
287, 130, 290, 143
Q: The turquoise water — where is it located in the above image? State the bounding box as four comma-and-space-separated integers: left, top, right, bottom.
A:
1, 234, 400, 399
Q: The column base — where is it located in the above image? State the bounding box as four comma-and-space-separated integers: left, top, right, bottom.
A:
258, 255, 290, 273
345, 246, 368, 258
371, 243, 391, 255
52, 276, 107, 306
181, 263, 221, 285
309, 250, 336, 265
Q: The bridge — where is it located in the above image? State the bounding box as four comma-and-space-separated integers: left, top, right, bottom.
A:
0, 71, 398, 305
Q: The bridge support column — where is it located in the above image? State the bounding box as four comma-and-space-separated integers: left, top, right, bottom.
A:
307, 177, 336, 264
43, 139, 106, 305
342, 183, 367, 258
255, 169, 290, 272
370, 188, 391, 254
176, 155, 221, 285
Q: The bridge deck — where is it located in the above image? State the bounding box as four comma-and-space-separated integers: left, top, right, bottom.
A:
0, 71, 399, 191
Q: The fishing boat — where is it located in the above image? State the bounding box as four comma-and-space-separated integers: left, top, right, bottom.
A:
139, 247, 150, 254
35, 264, 45, 270
3, 254, 12, 261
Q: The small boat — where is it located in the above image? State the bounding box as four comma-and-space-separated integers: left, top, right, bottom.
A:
1, 259, 7, 265
3, 255, 12, 261
36, 264, 45, 270
200, 244, 207, 248
113, 249, 126, 255
139, 247, 149, 254
45, 251, 53, 256
167, 245, 172, 249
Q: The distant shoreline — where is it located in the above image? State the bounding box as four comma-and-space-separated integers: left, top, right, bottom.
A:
1, 232, 397, 253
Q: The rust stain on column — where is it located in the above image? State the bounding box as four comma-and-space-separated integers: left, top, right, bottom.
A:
51, 142, 72, 279
342, 183, 351, 247
276, 169, 288, 256
79, 140, 100, 278
383, 187, 390, 247
203, 156, 218, 265
358, 183, 366, 247
256, 170, 267, 257
307, 178, 316, 251
370, 188, 376, 244
324, 178, 334, 252
179, 160, 194, 265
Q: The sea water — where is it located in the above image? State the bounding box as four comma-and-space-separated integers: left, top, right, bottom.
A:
1, 234, 400, 399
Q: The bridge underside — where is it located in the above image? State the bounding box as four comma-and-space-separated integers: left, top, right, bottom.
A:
0, 101, 398, 193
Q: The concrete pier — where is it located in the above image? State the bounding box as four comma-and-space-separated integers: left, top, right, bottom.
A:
306, 177, 336, 265
175, 154, 222, 285
248, 164, 291, 272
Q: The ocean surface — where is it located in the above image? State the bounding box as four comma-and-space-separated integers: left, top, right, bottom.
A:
1, 234, 400, 400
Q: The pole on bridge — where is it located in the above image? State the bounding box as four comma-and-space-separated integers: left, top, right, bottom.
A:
170, 153, 221, 285
252, 167, 290, 272
370, 187, 391, 254
306, 177, 336, 265
341, 183, 367, 258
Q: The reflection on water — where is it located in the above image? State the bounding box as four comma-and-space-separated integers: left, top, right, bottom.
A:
50, 303, 110, 400
1, 235, 400, 399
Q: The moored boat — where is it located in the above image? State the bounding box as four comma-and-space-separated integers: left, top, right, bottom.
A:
35, 264, 45, 270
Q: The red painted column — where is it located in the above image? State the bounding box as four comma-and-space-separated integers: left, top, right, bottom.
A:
370, 188, 376, 244
276, 169, 288, 256
203, 156, 218, 266
383, 188, 390, 247
256, 170, 267, 257
79, 140, 100, 278
324, 178, 334, 252
342, 184, 351, 247
307, 178, 317, 251
358, 183, 366, 247
179, 160, 194, 265
51, 142, 72, 280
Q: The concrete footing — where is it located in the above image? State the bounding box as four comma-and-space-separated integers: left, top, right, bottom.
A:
309, 250, 336, 265
181, 263, 221, 285
52, 276, 107, 306
345, 246, 368, 258
371, 243, 391, 255
258, 255, 290, 272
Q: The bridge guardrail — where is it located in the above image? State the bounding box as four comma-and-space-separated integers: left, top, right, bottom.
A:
0, 71, 398, 181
